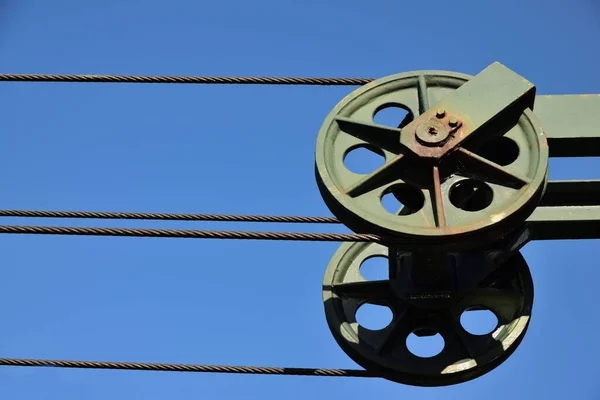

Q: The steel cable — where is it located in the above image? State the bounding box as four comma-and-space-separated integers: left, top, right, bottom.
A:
0, 225, 386, 243
0, 209, 341, 224
0, 357, 378, 378
0, 73, 373, 86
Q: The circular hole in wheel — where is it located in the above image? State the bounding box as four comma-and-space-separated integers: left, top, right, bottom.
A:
355, 303, 393, 330
460, 308, 498, 335
471, 136, 520, 166
449, 179, 494, 212
373, 104, 414, 128
344, 145, 385, 174
381, 184, 425, 216
360, 256, 389, 281
406, 329, 445, 358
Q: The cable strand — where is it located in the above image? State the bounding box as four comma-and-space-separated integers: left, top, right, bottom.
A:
0, 224, 387, 243
0, 209, 341, 224
0, 73, 374, 86
0, 357, 378, 378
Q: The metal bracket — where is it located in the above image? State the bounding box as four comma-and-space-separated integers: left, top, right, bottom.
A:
535, 95, 600, 157
527, 180, 600, 240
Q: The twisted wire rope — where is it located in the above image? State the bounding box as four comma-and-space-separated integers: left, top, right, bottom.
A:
0, 73, 374, 86
0, 224, 386, 243
0, 71, 381, 381
0, 357, 378, 378
0, 209, 341, 224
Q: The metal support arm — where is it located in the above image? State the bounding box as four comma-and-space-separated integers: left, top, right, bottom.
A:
535, 95, 600, 157
527, 180, 600, 240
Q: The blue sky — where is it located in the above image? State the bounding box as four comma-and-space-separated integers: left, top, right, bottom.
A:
0, 0, 599, 398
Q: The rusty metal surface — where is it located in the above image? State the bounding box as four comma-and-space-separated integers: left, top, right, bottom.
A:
403, 110, 465, 159
0, 73, 373, 86
399, 62, 536, 160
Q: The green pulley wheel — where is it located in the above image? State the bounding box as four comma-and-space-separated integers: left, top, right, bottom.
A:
322, 242, 533, 387
315, 64, 549, 250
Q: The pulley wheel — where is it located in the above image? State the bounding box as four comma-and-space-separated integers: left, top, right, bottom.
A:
322, 242, 534, 387
314, 70, 548, 250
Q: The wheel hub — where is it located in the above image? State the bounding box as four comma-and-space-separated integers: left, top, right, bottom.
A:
410, 112, 464, 156
414, 118, 455, 147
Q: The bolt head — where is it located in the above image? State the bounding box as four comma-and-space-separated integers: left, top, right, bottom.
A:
436, 109, 446, 118
449, 118, 459, 127
415, 121, 449, 147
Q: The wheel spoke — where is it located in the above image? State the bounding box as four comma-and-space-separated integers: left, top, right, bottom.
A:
335, 116, 413, 154
376, 310, 409, 355
462, 287, 524, 322
440, 313, 477, 360
417, 75, 430, 114
345, 153, 408, 197
431, 166, 446, 227
331, 280, 394, 305
455, 147, 530, 189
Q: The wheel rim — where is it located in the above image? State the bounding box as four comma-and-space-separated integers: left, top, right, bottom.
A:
322, 242, 533, 387
315, 70, 548, 250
